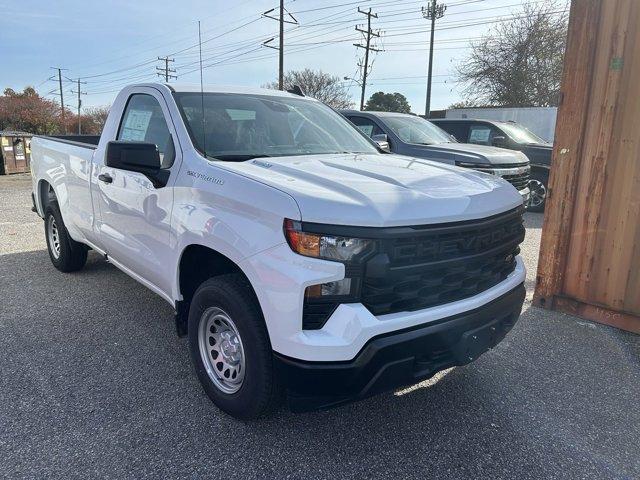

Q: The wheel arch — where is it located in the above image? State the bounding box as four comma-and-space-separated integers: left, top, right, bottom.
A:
37, 179, 56, 216
177, 244, 245, 302
175, 244, 265, 336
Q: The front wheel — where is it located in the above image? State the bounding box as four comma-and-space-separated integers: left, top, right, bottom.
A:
188, 274, 282, 419
527, 170, 548, 213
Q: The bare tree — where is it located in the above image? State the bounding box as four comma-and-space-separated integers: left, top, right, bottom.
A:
82, 106, 110, 134
264, 69, 354, 109
456, 1, 569, 107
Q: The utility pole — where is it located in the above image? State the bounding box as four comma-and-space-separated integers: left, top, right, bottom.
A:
354, 8, 381, 110
156, 56, 177, 82
71, 78, 87, 135
51, 67, 68, 134
262, 3, 298, 90
279, 0, 284, 89
422, 0, 446, 117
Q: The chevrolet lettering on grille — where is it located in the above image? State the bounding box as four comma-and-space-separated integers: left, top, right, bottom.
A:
392, 221, 523, 260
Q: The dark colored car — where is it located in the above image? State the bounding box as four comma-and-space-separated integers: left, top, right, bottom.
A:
430, 119, 552, 212
340, 110, 531, 204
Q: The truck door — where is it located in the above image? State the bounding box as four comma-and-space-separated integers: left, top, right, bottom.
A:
94, 89, 180, 301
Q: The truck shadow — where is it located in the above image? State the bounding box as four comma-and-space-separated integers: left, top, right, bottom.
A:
1, 248, 638, 479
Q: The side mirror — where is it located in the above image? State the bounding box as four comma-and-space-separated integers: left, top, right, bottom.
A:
105, 141, 169, 188
371, 133, 391, 152
492, 135, 507, 147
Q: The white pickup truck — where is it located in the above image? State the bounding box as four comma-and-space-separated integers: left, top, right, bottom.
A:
31, 83, 526, 419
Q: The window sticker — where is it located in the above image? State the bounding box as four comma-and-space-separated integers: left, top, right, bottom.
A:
120, 109, 153, 141
469, 127, 491, 144
1, 137, 8, 146
226, 109, 256, 121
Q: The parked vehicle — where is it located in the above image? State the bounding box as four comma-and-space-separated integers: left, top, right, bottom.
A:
439, 106, 557, 142
431, 118, 552, 212
31, 83, 526, 419
340, 110, 531, 205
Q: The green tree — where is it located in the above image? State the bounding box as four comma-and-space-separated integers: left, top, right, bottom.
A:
264, 69, 353, 109
364, 92, 412, 113
456, 1, 569, 107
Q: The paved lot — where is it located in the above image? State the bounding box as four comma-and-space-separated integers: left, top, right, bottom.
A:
1, 174, 638, 479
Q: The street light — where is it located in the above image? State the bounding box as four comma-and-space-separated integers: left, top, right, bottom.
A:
343, 76, 362, 87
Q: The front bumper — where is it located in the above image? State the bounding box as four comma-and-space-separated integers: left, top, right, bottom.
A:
275, 283, 526, 412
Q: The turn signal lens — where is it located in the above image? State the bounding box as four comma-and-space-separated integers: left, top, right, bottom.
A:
283, 219, 372, 262
283, 219, 321, 257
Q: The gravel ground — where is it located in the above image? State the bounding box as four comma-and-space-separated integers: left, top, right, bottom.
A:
1, 174, 638, 480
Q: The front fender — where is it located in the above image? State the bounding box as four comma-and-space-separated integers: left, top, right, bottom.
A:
168, 157, 301, 302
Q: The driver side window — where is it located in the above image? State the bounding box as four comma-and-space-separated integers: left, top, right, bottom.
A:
118, 94, 175, 168
347, 116, 383, 138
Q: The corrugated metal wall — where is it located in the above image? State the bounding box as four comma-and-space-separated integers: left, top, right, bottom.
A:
534, 0, 640, 333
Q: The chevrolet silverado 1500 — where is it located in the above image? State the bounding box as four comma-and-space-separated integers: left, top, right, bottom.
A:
31, 84, 526, 419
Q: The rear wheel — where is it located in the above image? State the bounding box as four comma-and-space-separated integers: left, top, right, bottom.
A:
527, 170, 548, 212
188, 274, 282, 419
44, 203, 88, 272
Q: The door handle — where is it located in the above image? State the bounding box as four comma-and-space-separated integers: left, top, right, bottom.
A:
98, 173, 113, 184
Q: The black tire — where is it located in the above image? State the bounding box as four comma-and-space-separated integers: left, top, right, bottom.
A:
188, 274, 282, 420
44, 202, 88, 272
528, 169, 549, 213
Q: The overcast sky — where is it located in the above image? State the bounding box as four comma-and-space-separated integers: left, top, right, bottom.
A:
2, 0, 538, 114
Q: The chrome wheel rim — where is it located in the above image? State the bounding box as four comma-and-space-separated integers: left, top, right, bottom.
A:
47, 215, 61, 259
528, 179, 547, 209
198, 307, 245, 394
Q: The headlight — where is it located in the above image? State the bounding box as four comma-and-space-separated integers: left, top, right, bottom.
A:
283, 219, 372, 329
283, 219, 372, 262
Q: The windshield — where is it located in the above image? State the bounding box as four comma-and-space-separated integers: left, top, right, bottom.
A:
499, 122, 548, 144
381, 115, 454, 145
173, 92, 379, 160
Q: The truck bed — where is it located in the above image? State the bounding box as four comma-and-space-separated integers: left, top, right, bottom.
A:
44, 135, 100, 148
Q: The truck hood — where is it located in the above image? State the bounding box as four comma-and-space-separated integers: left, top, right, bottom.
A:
410, 143, 530, 166
217, 153, 523, 227
521, 143, 553, 166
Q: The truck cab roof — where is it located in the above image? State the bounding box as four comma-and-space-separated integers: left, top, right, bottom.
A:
131, 83, 312, 100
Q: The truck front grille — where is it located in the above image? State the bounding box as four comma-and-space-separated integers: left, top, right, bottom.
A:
456, 162, 531, 192
360, 207, 524, 316
502, 170, 530, 191
301, 207, 525, 329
